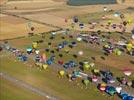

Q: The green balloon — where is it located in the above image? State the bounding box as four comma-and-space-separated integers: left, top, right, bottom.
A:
84, 79, 89, 86
84, 64, 90, 70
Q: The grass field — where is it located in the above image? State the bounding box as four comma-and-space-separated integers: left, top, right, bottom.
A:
0, 31, 134, 100
0, 51, 118, 100
0, 78, 45, 100
0, 0, 134, 100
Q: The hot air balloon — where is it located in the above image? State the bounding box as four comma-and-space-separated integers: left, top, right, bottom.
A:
51, 32, 56, 36
121, 77, 127, 85
123, 69, 132, 76
92, 75, 98, 82
42, 53, 47, 62
43, 64, 48, 70
93, 69, 100, 76
127, 19, 132, 25
126, 43, 133, 52
78, 51, 83, 56
59, 70, 65, 77
65, 18, 68, 23
31, 27, 34, 31
105, 86, 116, 96
114, 12, 120, 17
77, 37, 82, 42
90, 63, 95, 67
83, 79, 89, 86
79, 23, 84, 29
103, 7, 108, 12
108, 20, 112, 25
120, 13, 125, 20
115, 86, 122, 93
132, 34, 134, 40
73, 16, 79, 23
26, 47, 32, 54
114, 48, 122, 56
83, 62, 90, 70
35, 50, 40, 55
58, 60, 64, 65
98, 83, 107, 91
32, 42, 38, 49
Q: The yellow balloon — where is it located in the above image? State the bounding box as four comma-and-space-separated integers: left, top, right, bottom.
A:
128, 19, 132, 24
101, 83, 106, 87
59, 70, 65, 76
84, 64, 90, 70
43, 64, 48, 70
94, 69, 100, 73
108, 20, 112, 25
127, 43, 133, 51
32, 42, 38, 49
42, 53, 47, 61
39, 63, 42, 68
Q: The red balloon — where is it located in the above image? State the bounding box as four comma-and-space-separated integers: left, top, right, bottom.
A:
31, 27, 34, 31
65, 19, 68, 23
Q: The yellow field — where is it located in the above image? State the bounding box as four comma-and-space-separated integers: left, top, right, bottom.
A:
0, 0, 134, 39
0, 14, 57, 40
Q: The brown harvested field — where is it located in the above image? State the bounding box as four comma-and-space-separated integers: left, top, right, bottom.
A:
0, 0, 7, 5
1, 0, 65, 10
0, 13, 57, 40
0, 0, 134, 37
2, 0, 133, 32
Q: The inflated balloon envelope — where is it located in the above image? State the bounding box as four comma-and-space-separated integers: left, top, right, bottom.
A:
77, 37, 82, 41
35, 50, 39, 55
59, 70, 65, 76
122, 69, 132, 76
78, 51, 83, 56
32, 42, 38, 49
116, 87, 122, 93
83, 79, 89, 86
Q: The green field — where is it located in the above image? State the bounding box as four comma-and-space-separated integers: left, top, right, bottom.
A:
0, 51, 114, 100
0, 31, 134, 100
0, 78, 46, 100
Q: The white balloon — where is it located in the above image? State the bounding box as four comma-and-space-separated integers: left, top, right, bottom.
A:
90, 63, 95, 67
116, 87, 122, 93
124, 71, 132, 76
35, 50, 40, 54
77, 37, 82, 41
132, 35, 134, 39
103, 8, 107, 12
78, 51, 83, 55
114, 13, 119, 17
51, 32, 56, 35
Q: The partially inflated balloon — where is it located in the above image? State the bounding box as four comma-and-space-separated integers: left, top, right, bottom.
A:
43, 64, 48, 70
77, 37, 82, 41
59, 70, 65, 77
35, 50, 40, 54
108, 20, 112, 25
78, 51, 83, 56
84, 63, 90, 70
32, 42, 38, 49
127, 43, 133, 52
42, 53, 47, 62
127, 19, 132, 25
83, 79, 89, 86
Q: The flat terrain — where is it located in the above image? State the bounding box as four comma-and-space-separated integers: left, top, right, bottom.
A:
1, 0, 133, 31
0, 32, 134, 100
0, 0, 134, 100
0, 13, 57, 40
0, 78, 45, 100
